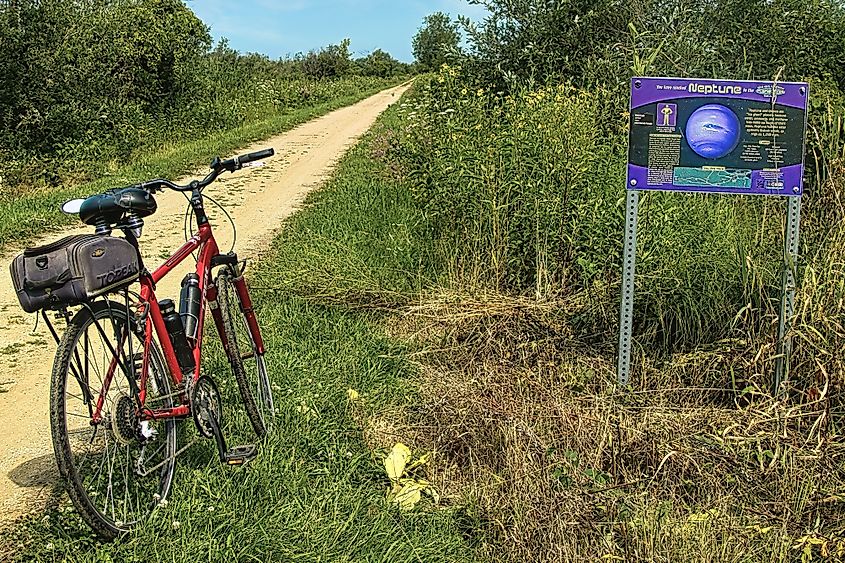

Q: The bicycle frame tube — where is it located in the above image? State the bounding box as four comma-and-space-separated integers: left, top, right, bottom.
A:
136, 223, 219, 419
233, 275, 265, 355
89, 219, 262, 423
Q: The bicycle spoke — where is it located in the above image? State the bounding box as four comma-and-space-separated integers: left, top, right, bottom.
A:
216, 271, 275, 437
54, 302, 177, 536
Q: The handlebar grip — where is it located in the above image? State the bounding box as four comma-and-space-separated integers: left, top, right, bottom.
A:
238, 148, 274, 165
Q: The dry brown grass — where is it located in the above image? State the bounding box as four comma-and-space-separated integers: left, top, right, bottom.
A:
376, 291, 845, 562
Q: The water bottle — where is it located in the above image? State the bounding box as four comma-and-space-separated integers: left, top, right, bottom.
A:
160, 299, 195, 374
179, 273, 201, 341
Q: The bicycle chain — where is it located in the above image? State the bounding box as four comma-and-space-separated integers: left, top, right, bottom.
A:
135, 436, 199, 478
134, 379, 198, 478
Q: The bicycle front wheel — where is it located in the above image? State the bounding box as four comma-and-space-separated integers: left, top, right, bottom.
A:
215, 267, 275, 437
50, 300, 177, 539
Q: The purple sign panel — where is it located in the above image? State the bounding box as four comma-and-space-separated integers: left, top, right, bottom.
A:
628, 77, 809, 196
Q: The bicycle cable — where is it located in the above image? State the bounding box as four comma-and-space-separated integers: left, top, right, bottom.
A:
181, 191, 238, 256
182, 192, 197, 261
203, 192, 238, 255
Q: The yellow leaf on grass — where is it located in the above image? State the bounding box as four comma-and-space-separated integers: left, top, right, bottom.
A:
406, 452, 431, 472
347, 388, 360, 401
392, 481, 424, 510
384, 443, 411, 483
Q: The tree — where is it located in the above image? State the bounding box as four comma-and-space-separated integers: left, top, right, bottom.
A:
301, 38, 352, 79
461, 0, 845, 90
412, 12, 461, 71
357, 49, 407, 78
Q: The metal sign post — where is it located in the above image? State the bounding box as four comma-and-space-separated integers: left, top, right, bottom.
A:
774, 196, 802, 393
617, 189, 639, 386
618, 77, 809, 389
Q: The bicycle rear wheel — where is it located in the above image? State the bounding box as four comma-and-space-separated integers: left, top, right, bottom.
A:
50, 300, 177, 539
215, 267, 274, 437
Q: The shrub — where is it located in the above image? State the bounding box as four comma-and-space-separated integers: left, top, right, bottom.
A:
0, 3, 408, 192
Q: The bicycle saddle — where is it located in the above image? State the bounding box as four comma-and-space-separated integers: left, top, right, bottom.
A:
77, 188, 157, 233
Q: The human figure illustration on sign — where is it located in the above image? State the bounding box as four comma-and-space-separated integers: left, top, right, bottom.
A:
657, 103, 677, 127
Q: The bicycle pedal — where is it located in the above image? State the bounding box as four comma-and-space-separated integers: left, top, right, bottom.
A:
224, 444, 258, 465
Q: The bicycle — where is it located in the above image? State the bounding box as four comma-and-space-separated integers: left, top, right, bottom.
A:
10, 148, 277, 538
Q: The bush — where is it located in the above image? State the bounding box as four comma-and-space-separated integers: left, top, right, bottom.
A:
0, 0, 209, 162
356, 49, 410, 78
463, 0, 845, 90
301, 39, 353, 79
0, 3, 408, 193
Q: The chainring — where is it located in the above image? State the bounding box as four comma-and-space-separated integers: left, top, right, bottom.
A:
190, 376, 223, 439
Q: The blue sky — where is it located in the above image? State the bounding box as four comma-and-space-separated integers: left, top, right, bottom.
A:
187, 1, 488, 63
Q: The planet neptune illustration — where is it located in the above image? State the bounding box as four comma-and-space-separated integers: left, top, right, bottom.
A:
685, 104, 741, 159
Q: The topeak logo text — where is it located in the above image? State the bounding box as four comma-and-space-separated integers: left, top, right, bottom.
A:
687, 83, 743, 95
96, 263, 138, 288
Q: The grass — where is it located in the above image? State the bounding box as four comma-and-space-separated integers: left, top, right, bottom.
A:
386, 292, 845, 561
2, 96, 472, 562
0, 78, 405, 253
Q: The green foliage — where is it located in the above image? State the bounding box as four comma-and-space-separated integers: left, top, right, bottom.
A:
357, 49, 410, 78
401, 70, 787, 348
412, 12, 462, 71
0, 2, 409, 195
403, 69, 607, 294
463, 0, 845, 90
301, 38, 353, 79
0, 0, 209, 183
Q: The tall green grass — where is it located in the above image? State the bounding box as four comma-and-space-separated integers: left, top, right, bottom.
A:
402, 69, 791, 356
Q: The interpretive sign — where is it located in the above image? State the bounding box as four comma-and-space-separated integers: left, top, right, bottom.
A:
618, 76, 809, 391
627, 77, 808, 196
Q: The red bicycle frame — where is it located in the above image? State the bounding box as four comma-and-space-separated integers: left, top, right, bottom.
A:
90, 221, 265, 424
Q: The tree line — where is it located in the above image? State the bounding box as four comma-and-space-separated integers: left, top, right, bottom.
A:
0, 0, 409, 191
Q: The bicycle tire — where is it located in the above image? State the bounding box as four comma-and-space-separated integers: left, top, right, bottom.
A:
215, 268, 274, 438
50, 300, 177, 539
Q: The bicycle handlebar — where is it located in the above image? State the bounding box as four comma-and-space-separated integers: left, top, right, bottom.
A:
121, 148, 275, 194
238, 148, 274, 166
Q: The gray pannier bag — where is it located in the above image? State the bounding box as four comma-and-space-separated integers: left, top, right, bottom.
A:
10, 234, 140, 313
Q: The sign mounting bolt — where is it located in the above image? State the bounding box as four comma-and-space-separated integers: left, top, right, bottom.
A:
630, 179, 638, 187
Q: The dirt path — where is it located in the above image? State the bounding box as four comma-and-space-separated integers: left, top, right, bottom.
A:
0, 83, 410, 527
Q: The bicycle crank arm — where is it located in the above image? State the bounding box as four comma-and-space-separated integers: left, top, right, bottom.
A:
202, 407, 258, 466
